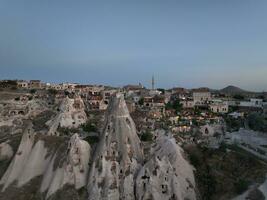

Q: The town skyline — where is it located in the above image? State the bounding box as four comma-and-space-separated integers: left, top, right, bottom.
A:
1, 1, 267, 91
1, 78, 266, 93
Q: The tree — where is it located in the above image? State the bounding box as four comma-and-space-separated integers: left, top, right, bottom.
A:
157, 88, 165, 94
247, 113, 267, 132
138, 97, 144, 106
173, 99, 182, 113
233, 94, 245, 100
224, 116, 243, 131
165, 99, 182, 113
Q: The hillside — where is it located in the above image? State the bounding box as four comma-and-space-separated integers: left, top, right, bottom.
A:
220, 85, 248, 94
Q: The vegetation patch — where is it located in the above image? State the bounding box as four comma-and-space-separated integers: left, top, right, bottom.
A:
84, 136, 99, 144
32, 110, 56, 131
82, 121, 97, 133
140, 131, 153, 142
184, 144, 267, 200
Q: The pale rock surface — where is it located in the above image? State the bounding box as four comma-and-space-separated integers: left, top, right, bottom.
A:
136, 131, 196, 200
0, 123, 36, 190
0, 142, 13, 161
47, 96, 87, 136
0, 126, 90, 199
41, 133, 91, 198
87, 93, 144, 200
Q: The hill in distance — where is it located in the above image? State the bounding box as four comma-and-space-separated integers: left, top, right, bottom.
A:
220, 85, 249, 94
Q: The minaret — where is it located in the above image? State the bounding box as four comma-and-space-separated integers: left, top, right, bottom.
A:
152, 75, 155, 90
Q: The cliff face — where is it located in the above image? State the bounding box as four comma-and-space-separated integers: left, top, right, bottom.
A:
87, 93, 144, 200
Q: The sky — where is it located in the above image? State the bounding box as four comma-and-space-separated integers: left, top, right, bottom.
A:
0, 0, 267, 91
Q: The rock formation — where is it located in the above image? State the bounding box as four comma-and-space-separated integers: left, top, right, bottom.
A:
47, 96, 87, 136
41, 133, 91, 198
0, 122, 90, 198
0, 93, 197, 200
136, 131, 196, 200
87, 93, 144, 200
0, 143, 13, 161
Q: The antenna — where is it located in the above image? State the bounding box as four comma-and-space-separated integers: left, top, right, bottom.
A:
152, 75, 155, 90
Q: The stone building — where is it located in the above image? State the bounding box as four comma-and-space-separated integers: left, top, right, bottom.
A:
192, 88, 211, 106
29, 80, 41, 89
17, 80, 28, 88
209, 100, 228, 113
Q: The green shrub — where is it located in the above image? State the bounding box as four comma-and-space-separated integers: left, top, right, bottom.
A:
82, 122, 97, 132
84, 136, 99, 144
30, 89, 36, 94
247, 113, 267, 132
189, 152, 201, 167
140, 131, 153, 141
138, 98, 144, 105
234, 179, 249, 194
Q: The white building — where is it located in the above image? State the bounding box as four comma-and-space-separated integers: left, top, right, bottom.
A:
240, 98, 263, 108
192, 88, 211, 106
181, 100, 195, 108
209, 100, 228, 113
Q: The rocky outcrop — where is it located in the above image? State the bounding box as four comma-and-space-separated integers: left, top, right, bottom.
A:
0, 123, 37, 190
0, 123, 90, 198
136, 131, 196, 200
0, 143, 13, 161
47, 96, 87, 136
0, 93, 197, 200
87, 93, 144, 200
41, 133, 91, 198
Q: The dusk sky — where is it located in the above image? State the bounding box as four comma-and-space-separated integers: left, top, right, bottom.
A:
1, 0, 267, 91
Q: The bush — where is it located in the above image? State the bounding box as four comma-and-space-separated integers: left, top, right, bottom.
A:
64, 91, 70, 96
189, 152, 201, 167
157, 88, 165, 94
234, 179, 249, 194
82, 122, 97, 132
165, 99, 182, 113
84, 136, 99, 144
233, 94, 245, 100
30, 89, 36, 94
247, 113, 267, 132
224, 116, 243, 131
138, 98, 144, 106
140, 131, 153, 141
